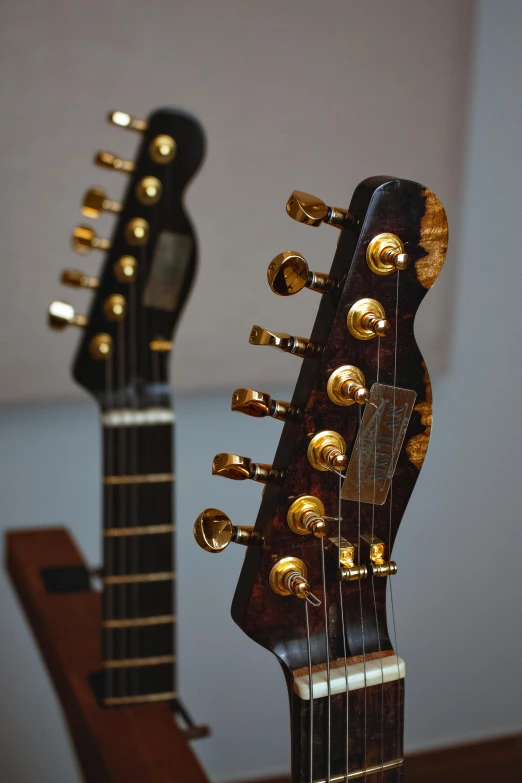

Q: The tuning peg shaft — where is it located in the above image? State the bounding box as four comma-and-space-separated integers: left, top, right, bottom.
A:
267, 251, 331, 297
194, 508, 257, 553
212, 453, 279, 484
327, 366, 369, 406
72, 225, 111, 255
107, 110, 148, 133
94, 151, 135, 173
367, 232, 409, 275
82, 187, 122, 218
48, 301, 87, 331
249, 325, 315, 359
61, 270, 99, 290
347, 298, 390, 340
231, 389, 293, 421
286, 191, 354, 230
308, 431, 348, 472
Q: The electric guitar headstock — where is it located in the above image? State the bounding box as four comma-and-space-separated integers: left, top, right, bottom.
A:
194, 178, 447, 781
48, 108, 205, 405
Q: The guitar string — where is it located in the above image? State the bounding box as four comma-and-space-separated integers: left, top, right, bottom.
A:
369, 337, 385, 781
105, 351, 115, 700
129, 241, 140, 698
338, 473, 350, 781
320, 536, 331, 783
305, 600, 314, 783
117, 318, 128, 697
357, 402, 368, 781
388, 269, 402, 774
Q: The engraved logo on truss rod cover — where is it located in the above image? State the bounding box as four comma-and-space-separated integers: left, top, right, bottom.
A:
341, 384, 416, 505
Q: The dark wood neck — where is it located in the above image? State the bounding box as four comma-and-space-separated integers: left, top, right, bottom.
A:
287, 665, 404, 782
100, 398, 176, 707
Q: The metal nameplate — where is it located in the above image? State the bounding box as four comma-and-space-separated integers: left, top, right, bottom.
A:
341, 384, 417, 505
143, 231, 193, 312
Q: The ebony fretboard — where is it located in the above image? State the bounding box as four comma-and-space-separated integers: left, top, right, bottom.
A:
101, 409, 176, 707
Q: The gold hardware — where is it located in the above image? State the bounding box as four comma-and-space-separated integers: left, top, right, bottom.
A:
149, 134, 176, 163
339, 564, 368, 582
269, 557, 320, 605
361, 534, 398, 578
307, 431, 347, 472
313, 758, 403, 782
104, 524, 174, 537
114, 255, 137, 283
231, 389, 292, 421
102, 615, 174, 629
347, 298, 390, 340
150, 339, 173, 352
72, 225, 111, 254
366, 232, 409, 275
267, 251, 330, 297
94, 151, 135, 173
286, 190, 353, 230
212, 454, 278, 484
287, 496, 327, 538
103, 654, 175, 668
48, 301, 87, 330
136, 176, 162, 205
90, 333, 112, 360
82, 187, 122, 218
103, 294, 126, 321
330, 536, 368, 581
249, 325, 313, 359
327, 365, 369, 406
61, 269, 99, 289
124, 217, 149, 246
104, 473, 173, 485
193, 508, 257, 553
103, 691, 176, 707
103, 572, 174, 585
107, 110, 148, 132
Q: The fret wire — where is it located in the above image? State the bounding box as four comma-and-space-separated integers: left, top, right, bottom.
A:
103, 690, 177, 707
103, 572, 174, 585
103, 654, 175, 668
102, 614, 175, 629
104, 524, 174, 536
104, 472, 174, 485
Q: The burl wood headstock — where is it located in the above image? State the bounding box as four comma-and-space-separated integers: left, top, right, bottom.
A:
48, 108, 205, 406
195, 177, 447, 674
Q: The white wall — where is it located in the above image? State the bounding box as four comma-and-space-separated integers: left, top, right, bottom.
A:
1, 0, 522, 781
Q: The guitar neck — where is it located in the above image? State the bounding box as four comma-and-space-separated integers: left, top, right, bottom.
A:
100, 401, 176, 707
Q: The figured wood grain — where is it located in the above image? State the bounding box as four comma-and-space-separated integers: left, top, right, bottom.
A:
5, 527, 209, 783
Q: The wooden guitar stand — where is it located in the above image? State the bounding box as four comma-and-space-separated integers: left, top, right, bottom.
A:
5, 527, 210, 783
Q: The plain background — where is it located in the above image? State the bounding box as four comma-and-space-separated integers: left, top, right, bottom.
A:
1, 1, 522, 781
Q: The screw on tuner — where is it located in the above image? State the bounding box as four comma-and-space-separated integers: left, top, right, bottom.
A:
231, 389, 294, 421
286, 190, 355, 230
212, 453, 281, 484
194, 509, 258, 553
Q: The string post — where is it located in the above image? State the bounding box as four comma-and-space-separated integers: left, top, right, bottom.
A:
366, 232, 409, 275
287, 496, 327, 538
269, 557, 321, 605
347, 297, 389, 341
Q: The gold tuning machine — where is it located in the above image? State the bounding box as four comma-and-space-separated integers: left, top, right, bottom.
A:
231, 389, 293, 421
327, 365, 369, 406
332, 536, 368, 582
269, 557, 321, 605
82, 187, 122, 218
308, 431, 348, 472
267, 251, 331, 297
194, 508, 257, 553
286, 191, 354, 230
367, 233, 409, 275
287, 496, 327, 538
48, 301, 87, 331
212, 453, 279, 484
249, 325, 315, 359
61, 270, 99, 290
72, 225, 111, 255
361, 534, 398, 578
107, 111, 148, 133
347, 298, 390, 340
94, 151, 135, 173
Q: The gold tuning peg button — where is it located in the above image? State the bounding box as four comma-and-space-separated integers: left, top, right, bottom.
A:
286, 191, 354, 230
194, 508, 257, 553
82, 187, 122, 218
94, 151, 135, 173
249, 325, 315, 359
231, 389, 293, 421
347, 298, 390, 340
107, 110, 148, 133
267, 251, 331, 297
308, 431, 348, 472
48, 301, 87, 331
61, 270, 99, 289
366, 233, 409, 275
212, 453, 279, 484
72, 225, 111, 255
327, 366, 369, 406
